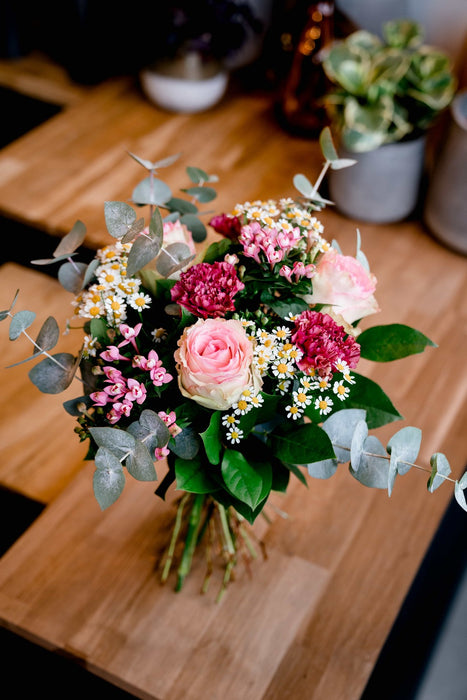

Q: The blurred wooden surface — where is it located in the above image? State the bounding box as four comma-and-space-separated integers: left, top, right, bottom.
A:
0, 60, 466, 699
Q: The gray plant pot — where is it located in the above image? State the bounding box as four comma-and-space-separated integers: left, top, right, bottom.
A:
423, 89, 467, 256
328, 136, 426, 223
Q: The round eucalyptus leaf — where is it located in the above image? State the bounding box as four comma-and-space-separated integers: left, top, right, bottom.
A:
181, 186, 217, 203
349, 435, 388, 488
132, 176, 172, 206
293, 173, 314, 197
104, 201, 136, 239
155, 243, 195, 278
126, 235, 162, 277
319, 126, 338, 161
9, 309, 36, 340
186, 166, 209, 184
83, 258, 100, 288
34, 316, 59, 354
164, 197, 198, 215
306, 458, 338, 479
28, 352, 78, 393
93, 448, 125, 510
350, 419, 368, 472
126, 441, 157, 481
53, 220, 87, 256
321, 408, 367, 462
58, 261, 88, 294
180, 214, 207, 242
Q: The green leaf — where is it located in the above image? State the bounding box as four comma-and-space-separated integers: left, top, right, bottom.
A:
260, 291, 309, 319
428, 452, 451, 492
164, 197, 198, 215
344, 372, 403, 428
358, 324, 437, 362
200, 411, 222, 465
28, 352, 78, 393
330, 157, 357, 170
175, 455, 219, 494
221, 449, 266, 510
293, 173, 314, 197
104, 201, 136, 239
126, 440, 157, 481
9, 309, 36, 340
270, 423, 335, 465
169, 425, 200, 460
149, 206, 164, 241
202, 238, 232, 263
155, 242, 195, 278
58, 261, 87, 294
127, 409, 170, 452
286, 461, 310, 484
83, 258, 100, 287
387, 426, 422, 474
93, 447, 125, 510
132, 176, 172, 206
89, 317, 110, 343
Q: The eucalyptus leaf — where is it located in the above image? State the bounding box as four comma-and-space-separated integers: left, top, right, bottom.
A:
350, 419, 368, 472
169, 425, 200, 460
293, 173, 314, 197
128, 151, 157, 170
427, 452, 451, 492
127, 409, 171, 451
132, 176, 172, 206
62, 395, 93, 416
306, 458, 338, 479
104, 201, 137, 239
9, 309, 36, 340
121, 217, 145, 243
58, 261, 87, 294
148, 206, 164, 241
321, 408, 367, 462
387, 426, 421, 475
126, 440, 157, 481
349, 435, 389, 488
153, 152, 181, 169
53, 220, 87, 256
34, 316, 59, 354
319, 126, 339, 161
155, 243, 195, 278
180, 214, 207, 242
454, 481, 467, 511
126, 235, 162, 277
83, 258, 100, 287
330, 157, 357, 169
186, 166, 210, 184
1, 288, 19, 319
164, 197, 198, 215
181, 186, 217, 203
93, 447, 125, 510
89, 426, 136, 457
28, 352, 78, 393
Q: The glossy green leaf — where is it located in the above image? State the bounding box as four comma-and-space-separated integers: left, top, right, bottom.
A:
200, 411, 222, 465
221, 449, 266, 510
358, 323, 437, 362
175, 455, 219, 494
270, 423, 335, 465
343, 372, 403, 428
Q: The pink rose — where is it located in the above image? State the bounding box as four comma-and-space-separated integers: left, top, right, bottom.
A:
174, 318, 262, 410
304, 248, 379, 324
163, 220, 196, 255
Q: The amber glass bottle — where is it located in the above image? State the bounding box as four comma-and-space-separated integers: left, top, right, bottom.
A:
276, 1, 336, 137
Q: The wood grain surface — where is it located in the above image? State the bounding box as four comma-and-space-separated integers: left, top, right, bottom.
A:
0, 67, 466, 699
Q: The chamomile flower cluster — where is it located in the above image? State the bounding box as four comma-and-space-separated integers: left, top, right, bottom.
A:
221, 320, 356, 443
72, 241, 152, 326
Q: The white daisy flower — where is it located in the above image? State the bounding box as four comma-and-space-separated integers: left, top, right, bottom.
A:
226, 427, 244, 444
293, 390, 312, 407
314, 395, 334, 415
222, 414, 239, 428
333, 381, 350, 401
128, 291, 152, 311
232, 398, 252, 416
286, 404, 304, 420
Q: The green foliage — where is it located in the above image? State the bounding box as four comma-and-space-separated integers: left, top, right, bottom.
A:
358, 323, 436, 361
343, 372, 403, 428
322, 19, 457, 151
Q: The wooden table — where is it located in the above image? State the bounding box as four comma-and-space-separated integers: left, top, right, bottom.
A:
0, 63, 466, 699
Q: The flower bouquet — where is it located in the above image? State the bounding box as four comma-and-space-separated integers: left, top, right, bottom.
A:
2, 128, 466, 600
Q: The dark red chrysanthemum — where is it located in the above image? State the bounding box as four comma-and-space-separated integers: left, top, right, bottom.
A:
291, 310, 360, 377
171, 261, 244, 319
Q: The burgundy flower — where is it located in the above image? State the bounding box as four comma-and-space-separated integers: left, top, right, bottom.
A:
209, 213, 242, 241
171, 261, 244, 319
291, 310, 360, 377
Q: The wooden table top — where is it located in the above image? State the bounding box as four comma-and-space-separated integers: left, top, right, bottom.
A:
0, 68, 466, 699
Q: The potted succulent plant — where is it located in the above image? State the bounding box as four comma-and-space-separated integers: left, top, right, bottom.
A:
139, 1, 263, 113
320, 18, 457, 223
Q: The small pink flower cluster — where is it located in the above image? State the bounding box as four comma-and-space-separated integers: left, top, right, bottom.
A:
154, 411, 181, 461
239, 221, 308, 273
89, 323, 173, 424
291, 310, 361, 378
171, 261, 244, 319
279, 261, 315, 283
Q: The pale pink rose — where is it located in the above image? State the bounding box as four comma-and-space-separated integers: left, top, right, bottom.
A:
162, 220, 196, 255
174, 318, 262, 410
304, 248, 379, 324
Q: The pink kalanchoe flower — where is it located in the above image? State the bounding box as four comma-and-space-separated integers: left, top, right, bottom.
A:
118, 323, 142, 352
209, 213, 242, 241
89, 390, 110, 407
171, 261, 244, 319
124, 378, 147, 405
107, 400, 133, 424
291, 310, 361, 378
154, 445, 170, 461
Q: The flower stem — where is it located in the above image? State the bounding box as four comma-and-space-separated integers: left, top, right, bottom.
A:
175, 494, 205, 592
161, 493, 189, 584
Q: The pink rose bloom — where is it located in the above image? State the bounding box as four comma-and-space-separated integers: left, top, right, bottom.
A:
174, 318, 262, 410
304, 248, 379, 325
162, 220, 196, 255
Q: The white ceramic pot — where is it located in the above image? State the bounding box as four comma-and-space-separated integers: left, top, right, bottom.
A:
140, 53, 228, 114
328, 136, 426, 223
